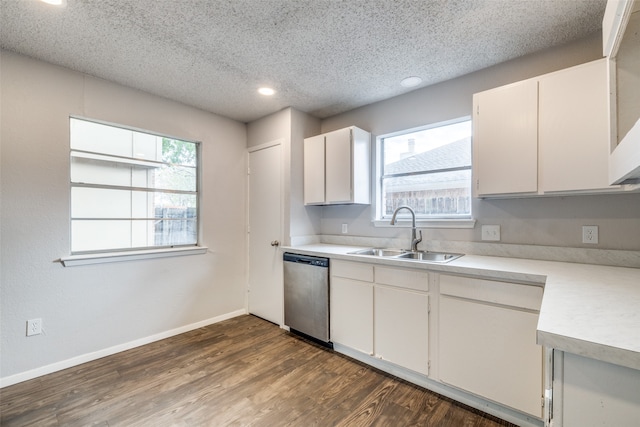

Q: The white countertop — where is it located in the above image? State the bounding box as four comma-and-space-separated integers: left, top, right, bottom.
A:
283, 244, 640, 371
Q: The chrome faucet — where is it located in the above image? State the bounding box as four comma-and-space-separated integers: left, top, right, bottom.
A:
390, 205, 422, 252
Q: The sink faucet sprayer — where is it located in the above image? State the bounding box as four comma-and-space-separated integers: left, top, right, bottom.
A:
390, 206, 422, 251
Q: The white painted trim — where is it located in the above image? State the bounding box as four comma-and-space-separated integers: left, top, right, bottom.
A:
60, 246, 208, 266
247, 138, 285, 153
0, 309, 246, 388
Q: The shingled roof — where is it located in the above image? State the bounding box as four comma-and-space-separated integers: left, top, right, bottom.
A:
385, 137, 471, 175
384, 138, 472, 193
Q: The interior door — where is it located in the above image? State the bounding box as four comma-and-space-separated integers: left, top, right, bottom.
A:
248, 143, 283, 325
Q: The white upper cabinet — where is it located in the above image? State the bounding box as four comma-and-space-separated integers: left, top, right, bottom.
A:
303, 134, 325, 205
604, 0, 640, 184
325, 128, 355, 203
474, 59, 625, 198
473, 79, 539, 196
303, 126, 371, 205
539, 59, 612, 193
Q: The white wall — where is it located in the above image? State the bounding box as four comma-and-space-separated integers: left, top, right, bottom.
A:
289, 108, 322, 241
318, 33, 640, 251
0, 50, 248, 384
247, 107, 321, 245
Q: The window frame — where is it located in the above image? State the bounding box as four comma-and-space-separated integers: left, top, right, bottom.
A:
373, 117, 475, 229
62, 116, 207, 266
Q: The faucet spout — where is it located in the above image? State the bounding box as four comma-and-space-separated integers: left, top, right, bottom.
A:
390, 205, 423, 251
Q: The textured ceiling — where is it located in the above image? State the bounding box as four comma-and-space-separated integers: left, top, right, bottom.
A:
1, 0, 606, 123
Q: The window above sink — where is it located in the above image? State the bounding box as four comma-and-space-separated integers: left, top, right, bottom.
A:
373, 118, 476, 229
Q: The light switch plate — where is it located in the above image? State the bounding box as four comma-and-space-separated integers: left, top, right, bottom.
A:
481, 225, 501, 241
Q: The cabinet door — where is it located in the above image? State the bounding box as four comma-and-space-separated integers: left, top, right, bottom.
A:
325, 128, 353, 203
374, 286, 429, 375
539, 60, 613, 192
474, 79, 538, 196
303, 134, 325, 204
559, 352, 640, 427
330, 276, 373, 355
439, 295, 543, 417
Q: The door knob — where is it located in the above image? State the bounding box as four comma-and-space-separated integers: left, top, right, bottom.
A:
270, 240, 280, 247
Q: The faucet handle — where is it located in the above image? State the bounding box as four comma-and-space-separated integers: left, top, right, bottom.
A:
411, 230, 423, 251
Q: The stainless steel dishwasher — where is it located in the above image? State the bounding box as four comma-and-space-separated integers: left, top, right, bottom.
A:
283, 253, 331, 347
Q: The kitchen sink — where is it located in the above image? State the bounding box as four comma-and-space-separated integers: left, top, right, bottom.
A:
348, 248, 463, 263
348, 248, 407, 257
397, 251, 463, 263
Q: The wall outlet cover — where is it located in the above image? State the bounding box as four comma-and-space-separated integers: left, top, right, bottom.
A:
481, 225, 501, 241
582, 225, 598, 244
27, 318, 42, 336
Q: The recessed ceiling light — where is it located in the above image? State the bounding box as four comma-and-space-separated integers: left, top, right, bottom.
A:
40, 0, 66, 5
258, 87, 275, 96
400, 76, 422, 88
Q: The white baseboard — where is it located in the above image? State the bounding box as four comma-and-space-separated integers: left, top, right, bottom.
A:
0, 309, 247, 388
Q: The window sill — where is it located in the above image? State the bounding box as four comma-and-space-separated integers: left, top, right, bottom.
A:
373, 218, 476, 229
60, 246, 208, 267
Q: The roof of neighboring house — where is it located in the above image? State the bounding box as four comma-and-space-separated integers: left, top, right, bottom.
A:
384, 138, 471, 193
385, 138, 471, 175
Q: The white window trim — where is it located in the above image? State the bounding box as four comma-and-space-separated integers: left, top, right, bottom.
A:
60, 246, 208, 267
68, 116, 202, 256
373, 117, 474, 229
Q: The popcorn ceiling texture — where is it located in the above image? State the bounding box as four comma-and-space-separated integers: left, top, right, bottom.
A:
0, 0, 606, 123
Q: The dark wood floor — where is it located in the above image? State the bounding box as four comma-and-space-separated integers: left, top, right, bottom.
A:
1, 315, 516, 426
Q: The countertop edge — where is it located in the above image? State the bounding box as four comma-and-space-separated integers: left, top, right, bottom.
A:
537, 330, 640, 371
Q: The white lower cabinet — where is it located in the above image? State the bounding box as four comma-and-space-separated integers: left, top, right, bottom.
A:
552, 351, 640, 427
374, 285, 429, 375
438, 275, 544, 418
330, 275, 373, 355
330, 260, 546, 424
330, 260, 429, 374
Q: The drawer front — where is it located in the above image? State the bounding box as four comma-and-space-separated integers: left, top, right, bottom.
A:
331, 260, 374, 282
375, 266, 429, 292
440, 275, 542, 311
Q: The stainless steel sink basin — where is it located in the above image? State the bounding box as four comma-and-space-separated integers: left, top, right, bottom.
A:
397, 251, 463, 263
348, 248, 407, 257
348, 248, 463, 263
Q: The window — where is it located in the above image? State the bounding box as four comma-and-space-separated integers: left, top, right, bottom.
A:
379, 118, 472, 220
70, 117, 199, 254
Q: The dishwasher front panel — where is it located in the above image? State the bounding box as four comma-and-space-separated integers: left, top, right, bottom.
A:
283, 254, 330, 343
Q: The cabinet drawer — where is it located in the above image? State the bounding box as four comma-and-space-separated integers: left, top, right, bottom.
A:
440, 275, 542, 311
331, 260, 374, 282
375, 266, 429, 292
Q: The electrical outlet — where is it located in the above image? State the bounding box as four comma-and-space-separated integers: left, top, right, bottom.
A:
582, 225, 598, 244
341, 223, 348, 234
27, 318, 42, 336
481, 225, 501, 241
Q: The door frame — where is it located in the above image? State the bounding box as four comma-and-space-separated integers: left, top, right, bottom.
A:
246, 139, 286, 320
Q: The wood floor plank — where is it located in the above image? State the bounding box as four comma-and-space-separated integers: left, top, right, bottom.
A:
1, 315, 518, 426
